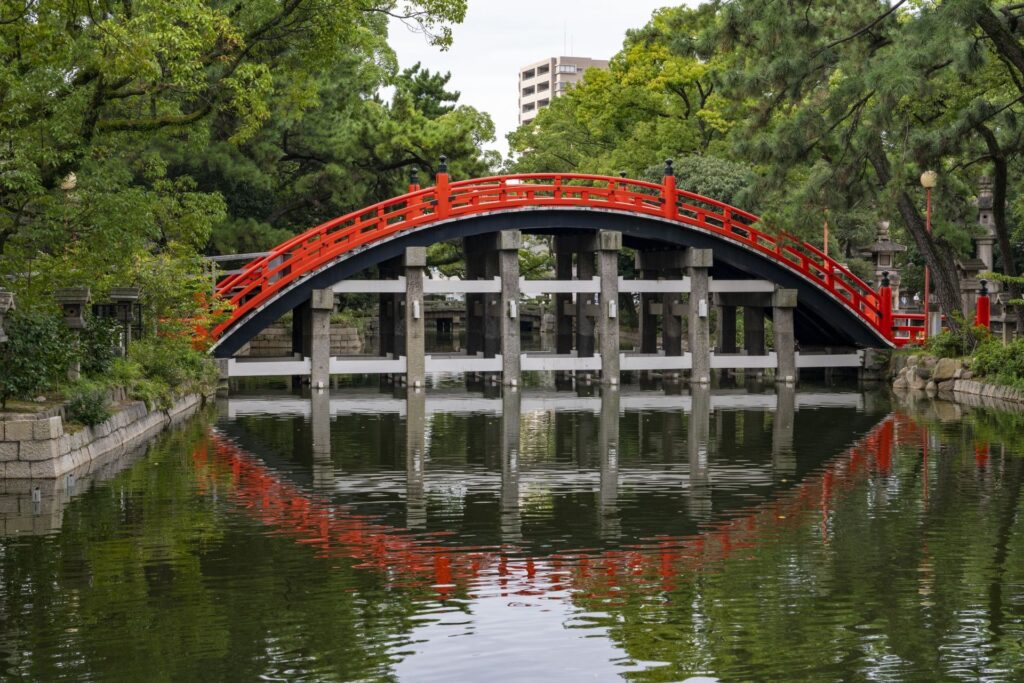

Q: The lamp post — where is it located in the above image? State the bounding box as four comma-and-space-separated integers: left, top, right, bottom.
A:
920, 170, 938, 341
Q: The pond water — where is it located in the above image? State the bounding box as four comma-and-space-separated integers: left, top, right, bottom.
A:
2, 383, 1023, 681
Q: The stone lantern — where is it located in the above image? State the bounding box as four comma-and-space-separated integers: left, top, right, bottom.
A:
109, 287, 141, 354
55, 287, 91, 380
0, 289, 14, 344
55, 287, 91, 330
861, 220, 907, 310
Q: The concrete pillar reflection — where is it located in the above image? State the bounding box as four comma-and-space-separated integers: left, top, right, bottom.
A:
688, 384, 712, 520
311, 388, 334, 491
598, 388, 621, 542
772, 383, 796, 478
406, 389, 427, 530
500, 389, 522, 543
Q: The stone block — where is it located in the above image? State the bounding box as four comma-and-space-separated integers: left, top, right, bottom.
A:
30, 459, 59, 478
19, 438, 59, 461
597, 230, 621, 251
772, 288, 799, 309
404, 246, 427, 268
684, 248, 713, 269
2, 460, 32, 478
937, 379, 955, 392
498, 230, 522, 251
0, 442, 18, 461
4, 420, 34, 442
311, 288, 334, 311
33, 416, 64, 440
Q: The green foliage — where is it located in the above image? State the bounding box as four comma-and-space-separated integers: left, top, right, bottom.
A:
66, 382, 113, 427
0, 309, 73, 409
970, 338, 1024, 390
131, 338, 219, 393
80, 316, 122, 376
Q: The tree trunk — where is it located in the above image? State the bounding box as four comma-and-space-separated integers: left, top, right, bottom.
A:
868, 141, 964, 332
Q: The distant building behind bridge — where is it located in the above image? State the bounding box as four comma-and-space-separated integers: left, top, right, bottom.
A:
518, 56, 609, 125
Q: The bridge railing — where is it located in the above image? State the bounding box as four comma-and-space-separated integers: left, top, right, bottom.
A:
213, 172, 888, 344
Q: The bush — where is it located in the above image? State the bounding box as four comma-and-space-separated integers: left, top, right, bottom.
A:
80, 315, 122, 376
0, 308, 73, 408
66, 381, 113, 426
130, 337, 218, 393
970, 338, 1024, 389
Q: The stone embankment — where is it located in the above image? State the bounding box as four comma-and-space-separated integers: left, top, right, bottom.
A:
1, 394, 204, 479
237, 320, 362, 357
892, 354, 1024, 408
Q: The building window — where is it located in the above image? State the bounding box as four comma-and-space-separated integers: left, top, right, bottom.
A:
538, 98, 550, 108
522, 103, 535, 113
537, 81, 549, 92
556, 82, 569, 92
537, 64, 550, 76
557, 64, 578, 74
522, 68, 535, 80
522, 86, 535, 97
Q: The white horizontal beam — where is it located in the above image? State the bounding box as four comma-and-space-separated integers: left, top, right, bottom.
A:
520, 277, 600, 295
424, 277, 501, 294
619, 353, 692, 371
426, 355, 502, 372
228, 358, 310, 377
795, 352, 863, 368
521, 353, 602, 371
710, 353, 778, 369
618, 278, 691, 293
709, 279, 776, 293
330, 357, 406, 374
332, 278, 405, 294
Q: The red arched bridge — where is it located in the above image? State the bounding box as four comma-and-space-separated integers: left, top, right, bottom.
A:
210, 167, 913, 383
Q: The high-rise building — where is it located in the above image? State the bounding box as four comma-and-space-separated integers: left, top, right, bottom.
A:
518, 56, 609, 125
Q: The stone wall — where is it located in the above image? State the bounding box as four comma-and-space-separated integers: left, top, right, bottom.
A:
1, 394, 204, 479
237, 321, 363, 357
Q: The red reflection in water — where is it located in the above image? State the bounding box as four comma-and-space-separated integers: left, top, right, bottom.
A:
194, 412, 949, 601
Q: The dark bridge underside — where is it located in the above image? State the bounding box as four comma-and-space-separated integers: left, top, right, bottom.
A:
213, 208, 887, 358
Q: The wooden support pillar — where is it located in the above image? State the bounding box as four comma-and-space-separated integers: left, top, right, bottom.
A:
576, 246, 596, 360
773, 288, 798, 385
743, 304, 765, 380
498, 231, 522, 385
554, 241, 574, 357
636, 253, 659, 354
404, 247, 426, 388
716, 304, 737, 353
686, 248, 712, 385
309, 288, 334, 390
464, 237, 485, 357
597, 231, 621, 385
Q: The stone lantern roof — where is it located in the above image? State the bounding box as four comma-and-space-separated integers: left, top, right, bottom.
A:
860, 220, 907, 256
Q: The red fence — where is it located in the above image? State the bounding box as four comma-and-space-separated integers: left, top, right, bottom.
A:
212, 173, 894, 346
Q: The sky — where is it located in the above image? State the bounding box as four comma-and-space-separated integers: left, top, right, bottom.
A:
387, 0, 679, 159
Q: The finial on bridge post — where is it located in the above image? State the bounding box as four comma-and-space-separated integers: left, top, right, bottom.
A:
661, 159, 677, 219
438, 155, 448, 174
408, 167, 420, 192
619, 171, 627, 178
881, 271, 890, 288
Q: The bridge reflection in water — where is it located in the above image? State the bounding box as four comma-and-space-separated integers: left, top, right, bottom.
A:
202, 387, 917, 601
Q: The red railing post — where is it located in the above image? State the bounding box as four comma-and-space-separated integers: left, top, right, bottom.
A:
975, 278, 991, 329
879, 271, 893, 339
436, 155, 450, 219
408, 166, 421, 194
662, 159, 677, 219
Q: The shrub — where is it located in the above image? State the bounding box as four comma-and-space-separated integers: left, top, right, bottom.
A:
79, 315, 122, 376
0, 308, 73, 408
970, 338, 1024, 389
130, 337, 218, 393
66, 382, 112, 426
